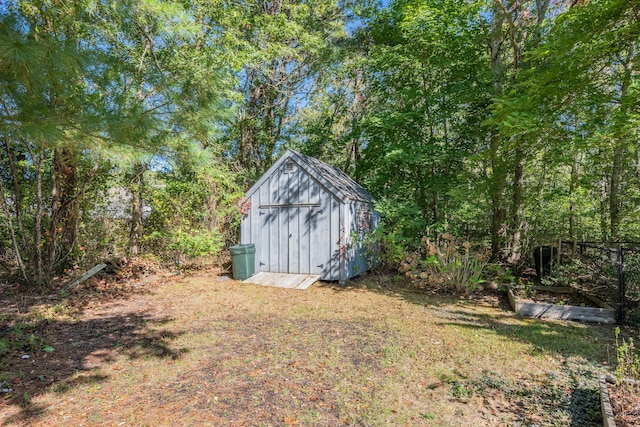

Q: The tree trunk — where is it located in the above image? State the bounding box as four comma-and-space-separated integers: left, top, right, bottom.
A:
610, 142, 625, 241
47, 146, 79, 276
488, 1, 507, 259
508, 147, 524, 264
23, 142, 45, 284
239, 73, 260, 172
0, 180, 28, 283
600, 172, 609, 241
346, 70, 364, 175
57, 147, 79, 267
568, 155, 579, 241
207, 181, 218, 233
490, 146, 507, 259
34, 152, 44, 284
414, 168, 431, 224
3, 138, 28, 252
128, 163, 146, 256
609, 42, 634, 241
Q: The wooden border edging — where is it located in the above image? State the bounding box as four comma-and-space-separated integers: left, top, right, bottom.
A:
507, 286, 616, 324
600, 376, 616, 427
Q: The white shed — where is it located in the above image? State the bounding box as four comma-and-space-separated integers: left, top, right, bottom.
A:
240, 149, 379, 283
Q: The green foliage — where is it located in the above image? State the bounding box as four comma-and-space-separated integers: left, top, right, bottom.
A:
217, 0, 359, 175
484, 264, 516, 287
489, 0, 640, 242
2, 0, 639, 289
449, 381, 472, 398
423, 236, 487, 294
148, 179, 208, 231
370, 225, 408, 269
0, 323, 50, 355
144, 162, 243, 263
0, 0, 236, 283
354, 0, 491, 235
161, 229, 225, 259
614, 327, 640, 383
373, 197, 425, 264
538, 262, 587, 288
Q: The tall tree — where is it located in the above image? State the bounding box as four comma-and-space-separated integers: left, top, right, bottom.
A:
0, 0, 233, 283
492, 0, 639, 242
220, 0, 360, 177
483, 0, 566, 263
353, 0, 491, 241
0, 3, 108, 282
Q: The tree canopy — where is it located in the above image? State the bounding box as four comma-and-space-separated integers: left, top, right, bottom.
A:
1, 0, 638, 285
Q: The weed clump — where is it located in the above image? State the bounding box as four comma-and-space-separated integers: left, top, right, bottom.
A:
398, 234, 488, 294
609, 328, 640, 427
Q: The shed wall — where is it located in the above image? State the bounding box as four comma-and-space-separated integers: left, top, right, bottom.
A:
241, 159, 345, 280
344, 201, 379, 278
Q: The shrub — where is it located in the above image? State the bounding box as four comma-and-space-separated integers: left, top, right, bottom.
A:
424, 236, 487, 293
168, 230, 225, 259
371, 224, 409, 268
615, 327, 640, 381
398, 235, 487, 294
373, 198, 425, 264
146, 229, 224, 262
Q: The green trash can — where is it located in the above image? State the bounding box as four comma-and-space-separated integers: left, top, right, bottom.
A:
230, 244, 256, 280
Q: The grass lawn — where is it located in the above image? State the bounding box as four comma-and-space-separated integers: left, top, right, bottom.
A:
0, 273, 616, 426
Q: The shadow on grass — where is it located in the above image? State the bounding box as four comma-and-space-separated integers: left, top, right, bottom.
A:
0, 311, 187, 426
569, 387, 602, 426
435, 310, 608, 361
324, 276, 609, 426
326, 274, 613, 361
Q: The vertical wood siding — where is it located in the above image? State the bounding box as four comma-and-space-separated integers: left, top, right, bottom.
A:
241, 151, 375, 281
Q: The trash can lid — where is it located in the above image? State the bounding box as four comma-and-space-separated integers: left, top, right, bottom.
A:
230, 243, 256, 254
230, 243, 255, 249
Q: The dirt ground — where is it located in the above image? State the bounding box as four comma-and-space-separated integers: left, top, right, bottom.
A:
0, 268, 623, 426
608, 381, 640, 427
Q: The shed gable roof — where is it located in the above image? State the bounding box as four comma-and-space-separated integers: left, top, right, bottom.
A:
245, 149, 373, 203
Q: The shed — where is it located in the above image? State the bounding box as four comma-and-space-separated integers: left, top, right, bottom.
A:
240, 149, 379, 283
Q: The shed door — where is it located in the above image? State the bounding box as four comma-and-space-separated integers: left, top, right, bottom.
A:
259, 205, 323, 275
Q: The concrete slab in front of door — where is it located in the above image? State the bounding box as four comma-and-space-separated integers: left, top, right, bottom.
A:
244, 272, 320, 290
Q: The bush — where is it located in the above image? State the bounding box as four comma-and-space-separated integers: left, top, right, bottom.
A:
372, 225, 410, 268
399, 234, 488, 294
615, 327, 640, 381
374, 198, 425, 258
146, 229, 224, 262
168, 230, 225, 259
143, 163, 243, 266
